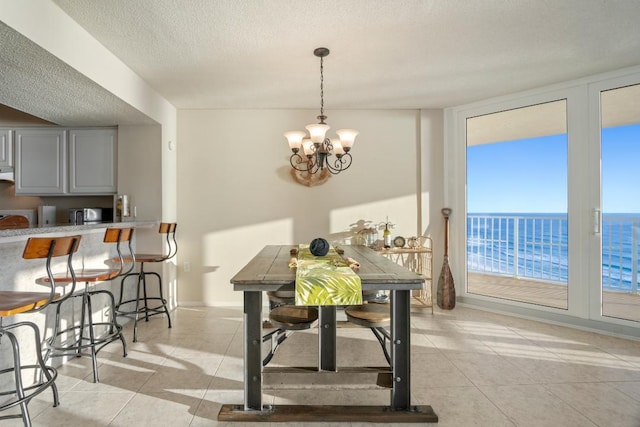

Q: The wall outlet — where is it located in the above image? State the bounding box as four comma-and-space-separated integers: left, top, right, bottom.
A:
183, 261, 191, 272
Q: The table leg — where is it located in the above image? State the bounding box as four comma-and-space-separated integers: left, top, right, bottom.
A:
244, 291, 262, 411
391, 289, 411, 410
318, 306, 337, 371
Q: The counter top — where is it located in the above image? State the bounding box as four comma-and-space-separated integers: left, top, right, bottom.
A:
0, 220, 157, 243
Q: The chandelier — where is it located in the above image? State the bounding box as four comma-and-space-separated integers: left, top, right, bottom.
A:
285, 48, 359, 182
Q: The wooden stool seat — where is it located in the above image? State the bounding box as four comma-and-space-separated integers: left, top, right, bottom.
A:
0, 291, 58, 316
345, 303, 391, 328
50, 268, 120, 283
344, 302, 392, 365
121, 254, 165, 263
266, 290, 295, 306
269, 305, 318, 330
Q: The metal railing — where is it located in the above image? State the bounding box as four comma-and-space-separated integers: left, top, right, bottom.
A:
467, 214, 640, 293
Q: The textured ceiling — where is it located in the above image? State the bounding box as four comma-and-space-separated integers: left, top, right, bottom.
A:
3, 1, 640, 126
50, 0, 640, 111
0, 21, 156, 126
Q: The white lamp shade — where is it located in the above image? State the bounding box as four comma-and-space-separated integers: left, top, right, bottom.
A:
302, 138, 314, 156
305, 123, 330, 144
331, 139, 345, 155
336, 129, 359, 149
284, 131, 306, 150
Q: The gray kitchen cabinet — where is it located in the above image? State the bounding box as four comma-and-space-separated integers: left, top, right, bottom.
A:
15, 128, 67, 194
0, 129, 12, 168
68, 128, 117, 194
14, 127, 117, 195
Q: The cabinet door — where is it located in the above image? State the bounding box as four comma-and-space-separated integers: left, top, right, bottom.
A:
15, 128, 66, 194
68, 128, 117, 194
0, 129, 12, 167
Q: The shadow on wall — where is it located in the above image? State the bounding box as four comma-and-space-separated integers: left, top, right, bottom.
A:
327, 218, 378, 246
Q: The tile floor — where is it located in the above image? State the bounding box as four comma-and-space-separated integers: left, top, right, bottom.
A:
5, 304, 640, 426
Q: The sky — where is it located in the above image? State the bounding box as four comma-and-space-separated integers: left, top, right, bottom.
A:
467, 123, 640, 214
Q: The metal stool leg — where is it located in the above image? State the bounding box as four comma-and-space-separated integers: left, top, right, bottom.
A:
7, 331, 31, 426
0, 322, 59, 426
85, 292, 99, 383
116, 262, 171, 342
46, 285, 126, 383
101, 289, 127, 356
146, 270, 172, 329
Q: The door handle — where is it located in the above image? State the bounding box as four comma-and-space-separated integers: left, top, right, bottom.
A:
592, 208, 601, 235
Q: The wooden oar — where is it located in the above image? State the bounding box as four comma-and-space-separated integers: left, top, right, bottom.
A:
437, 208, 456, 309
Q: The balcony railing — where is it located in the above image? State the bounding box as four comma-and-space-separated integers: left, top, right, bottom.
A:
467, 214, 640, 293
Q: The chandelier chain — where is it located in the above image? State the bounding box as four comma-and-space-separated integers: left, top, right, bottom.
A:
320, 55, 324, 118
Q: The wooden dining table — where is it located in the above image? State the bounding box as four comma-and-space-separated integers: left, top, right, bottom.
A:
218, 244, 438, 423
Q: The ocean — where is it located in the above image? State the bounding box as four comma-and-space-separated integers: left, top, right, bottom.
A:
467, 213, 640, 292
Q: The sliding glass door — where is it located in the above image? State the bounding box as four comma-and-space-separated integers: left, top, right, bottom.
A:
466, 100, 569, 309
600, 83, 640, 323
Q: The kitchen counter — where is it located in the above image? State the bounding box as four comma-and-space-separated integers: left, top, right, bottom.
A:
0, 220, 156, 243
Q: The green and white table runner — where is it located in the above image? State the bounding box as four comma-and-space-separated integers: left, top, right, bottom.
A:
294, 244, 363, 306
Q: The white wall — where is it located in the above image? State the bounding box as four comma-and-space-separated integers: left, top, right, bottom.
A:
420, 109, 446, 282
177, 109, 440, 305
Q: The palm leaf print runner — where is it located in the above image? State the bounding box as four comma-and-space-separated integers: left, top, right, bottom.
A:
294, 244, 363, 306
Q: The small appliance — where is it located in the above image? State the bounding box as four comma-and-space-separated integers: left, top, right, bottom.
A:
68, 208, 113, 225
38, 205, 56, 227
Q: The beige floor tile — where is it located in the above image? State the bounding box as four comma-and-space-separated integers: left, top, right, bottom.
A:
212, 354, 245, 383
479, 384, 599, 427
612, 380, 640, 402
545, 382, 640, 427
139, 359, 216, 398
168, 333, 235, 359
50, 357, 95, 390
602, 345, 640, 367
478, 334, 553, 361
0, 393, 57, 427
71, 357, 156, 392
445, 351, 536, 386
162, 316, 241, 336
411, 352, 475, 389
101, 340, 170, 367
31, 390, 134, 426
108, 391, 199, 427
426, 330, 497, 354
413, 386, 516, 427
6, 305, 638, 427
499, 349, 609, 384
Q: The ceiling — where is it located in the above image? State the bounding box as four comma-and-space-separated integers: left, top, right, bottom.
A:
3, 1, 640, 125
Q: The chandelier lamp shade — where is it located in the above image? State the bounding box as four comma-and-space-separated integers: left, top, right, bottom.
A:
285, 47, 359, 177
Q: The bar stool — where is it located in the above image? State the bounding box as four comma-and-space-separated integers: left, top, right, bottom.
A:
116, 222, 176, 342
0, 235, 80, 426
45, 228, 134, 383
